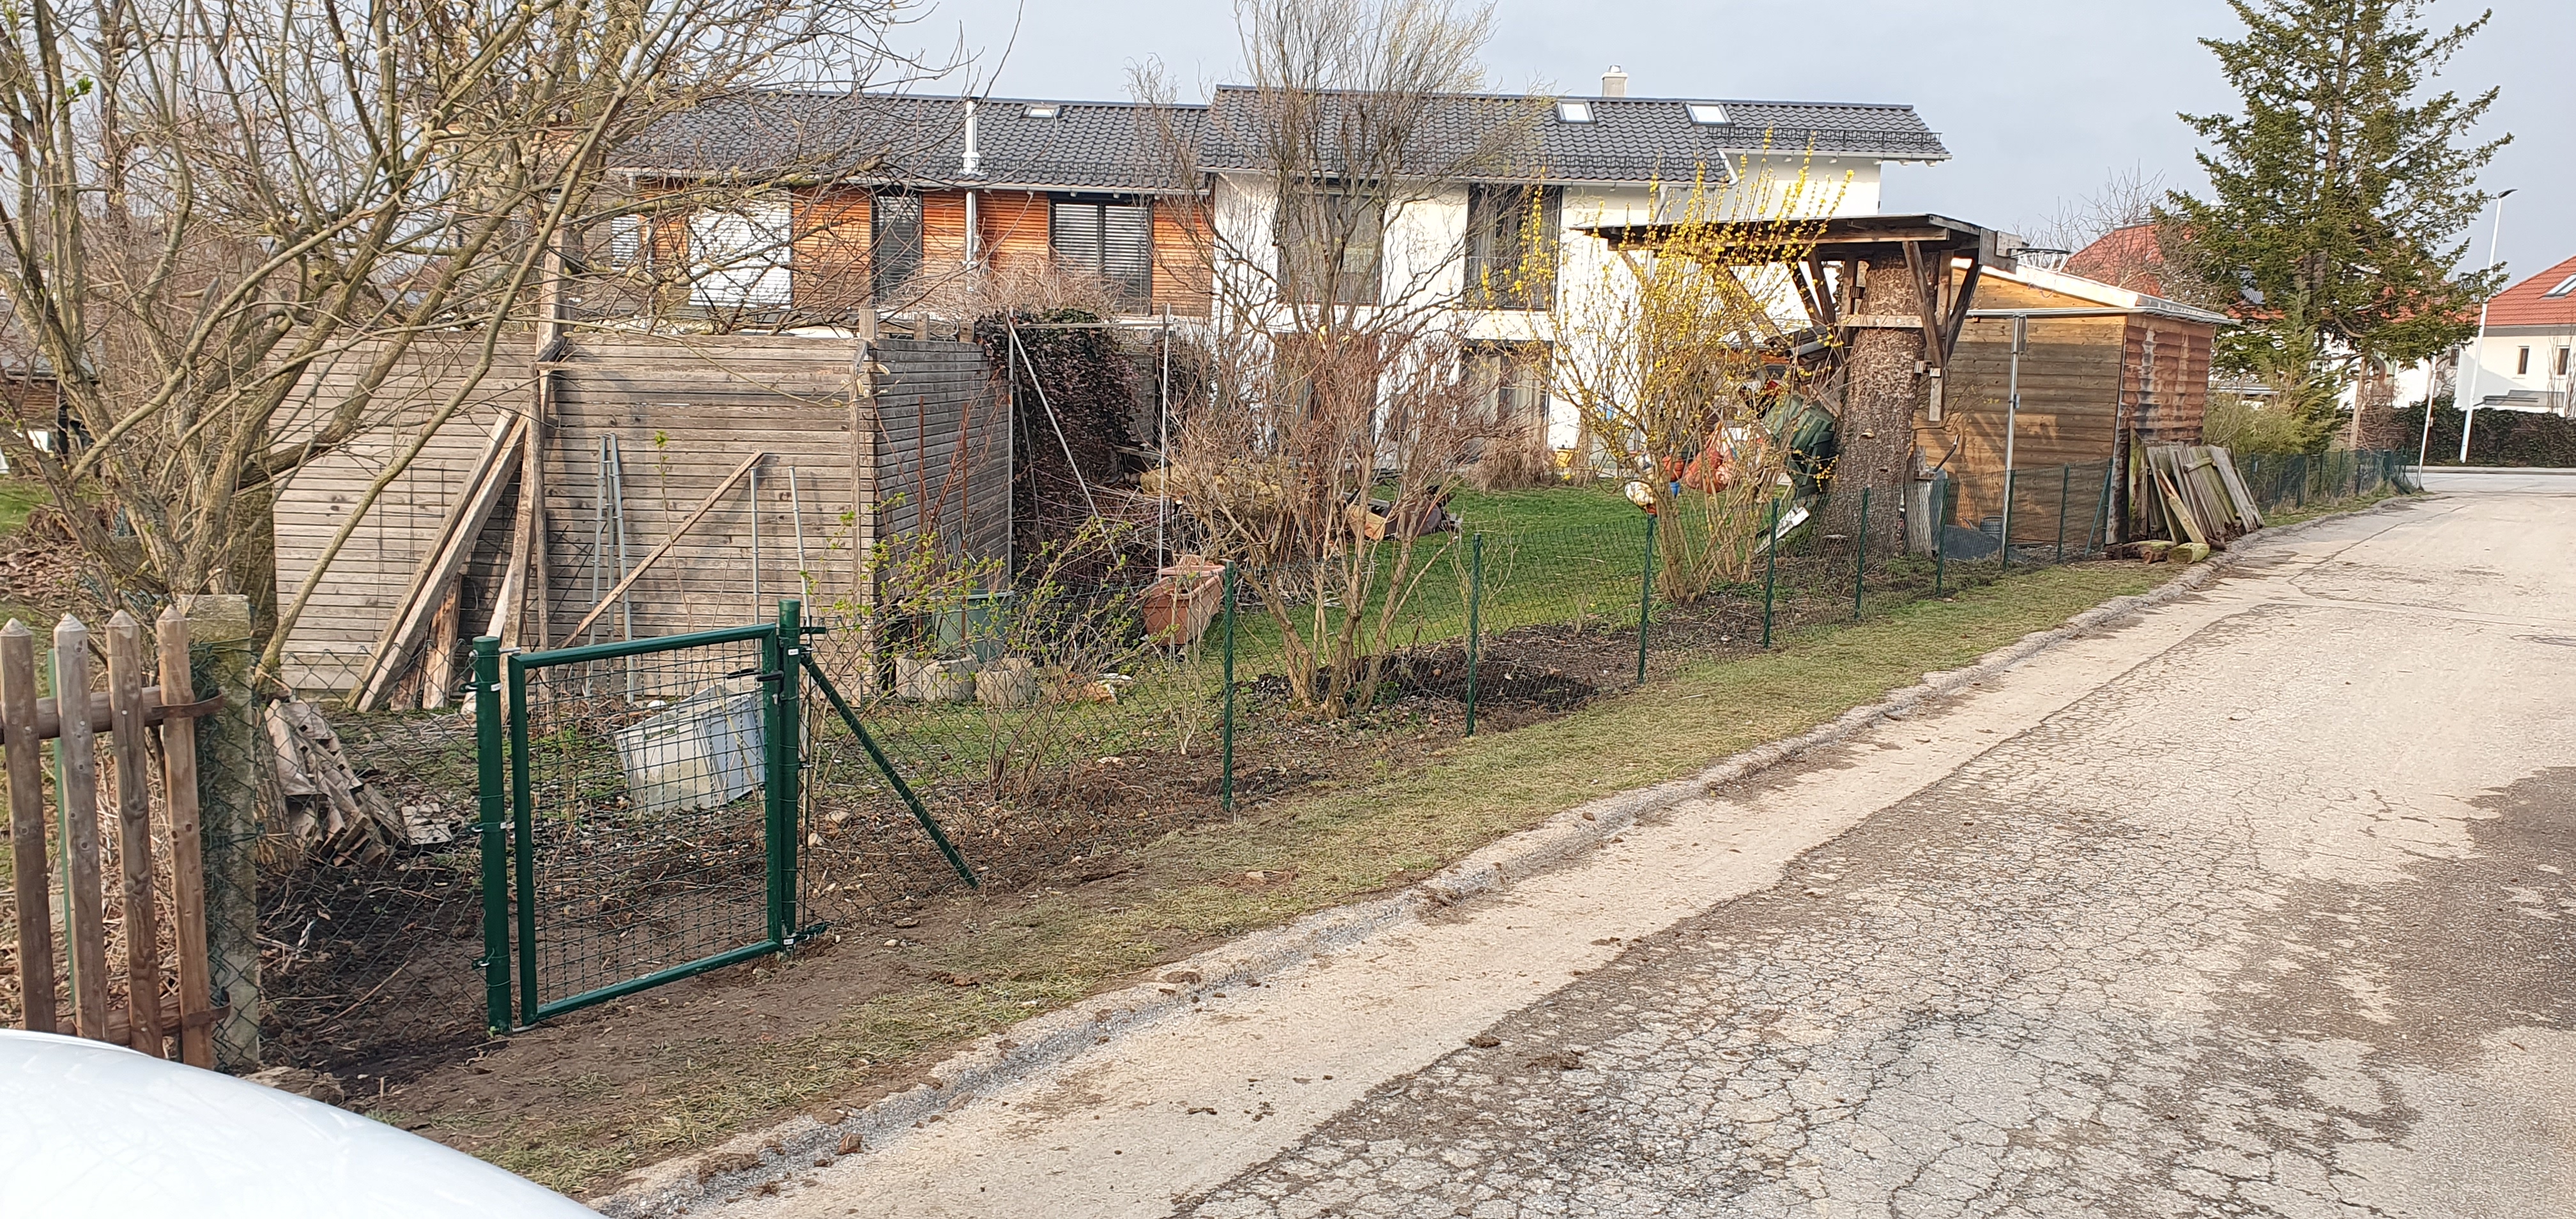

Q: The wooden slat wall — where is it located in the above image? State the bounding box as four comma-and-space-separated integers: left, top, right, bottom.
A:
875, 338, 1011, 581
270, 338, 541, 692
2127, 318, 2213, 444
1152, 199, 1213, 318
540, 332, 864, 645
272, 332, 1012, 691
1942, 308, 2126, 526
977, 191, 1052, 272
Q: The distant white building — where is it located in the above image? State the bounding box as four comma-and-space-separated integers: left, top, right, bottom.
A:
2396, 253, 2576, 417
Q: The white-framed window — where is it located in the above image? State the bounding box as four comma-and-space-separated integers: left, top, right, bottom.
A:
1556, 100, 1593, 124
688, 198, 792, 309
1686, 103, 1729, 125
2517, 346, 2531, 375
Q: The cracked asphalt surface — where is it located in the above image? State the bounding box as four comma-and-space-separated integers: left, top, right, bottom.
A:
1180, 488, 2576, 1217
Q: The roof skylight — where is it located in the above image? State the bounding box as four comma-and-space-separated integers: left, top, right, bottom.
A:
1687, 103, 1729, 125
2545, 272, 2576, 298
1556, 100, 1593, 123
1023, 103, 1062, 119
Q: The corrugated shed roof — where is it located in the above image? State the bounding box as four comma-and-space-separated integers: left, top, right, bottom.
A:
2483, 254, 2576, 330
613, 93, 1206, 192
1195, 88, 1947, 181
613, 88, 1945, 190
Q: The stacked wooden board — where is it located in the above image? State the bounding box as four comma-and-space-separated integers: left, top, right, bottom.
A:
2136, 443, 2264, 548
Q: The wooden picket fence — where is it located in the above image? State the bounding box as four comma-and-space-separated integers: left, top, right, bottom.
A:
3, 607, 224, 1065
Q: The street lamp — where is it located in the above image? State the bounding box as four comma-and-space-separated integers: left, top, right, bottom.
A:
2437, 188, 2514, 468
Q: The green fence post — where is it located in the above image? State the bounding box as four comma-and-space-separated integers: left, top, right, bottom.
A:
1933, 475, 1948, 595
1221, 563, 1236, 814
1464, 532, 1483, 737
2054, 464, 2071, 562
1635, 511, 1657, 685
2000, 468, 2015, 571
2090, 462, 2115, 553
1853, 487, 1868, 622
771, 599, 803, 944
2296, 454, 2308, 507
1761, 496, 1781, 648
473, 636, 511, 1034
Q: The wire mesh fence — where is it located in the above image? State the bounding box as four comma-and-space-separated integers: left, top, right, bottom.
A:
2234, 449, 2415, 512
7, 451, 2418, 1082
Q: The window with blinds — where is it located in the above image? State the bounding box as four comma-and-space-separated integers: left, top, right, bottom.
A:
872, 192, 924, 300
1050, 198, 1154, 310
1466, 185, 1560, 310
687, 199, 792, 310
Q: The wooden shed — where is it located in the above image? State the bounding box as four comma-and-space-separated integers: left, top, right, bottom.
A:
270, 330, 1009, 699
1926, 264, 2228, 541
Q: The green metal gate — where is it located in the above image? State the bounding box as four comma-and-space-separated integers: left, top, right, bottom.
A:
472, 598, 982, 1031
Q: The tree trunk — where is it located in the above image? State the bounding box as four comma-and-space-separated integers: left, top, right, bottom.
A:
1828, 255, 1921, 551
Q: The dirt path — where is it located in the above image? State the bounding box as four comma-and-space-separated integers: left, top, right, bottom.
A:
687, 484, 2576, 1218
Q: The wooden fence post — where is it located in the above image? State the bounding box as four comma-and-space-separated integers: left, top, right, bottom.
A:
52, 615, 111, 1039
105, 612, 164, 1054
157, 607, 216, 1068
181, 594, 262, 1070
1, 621, 54, 1033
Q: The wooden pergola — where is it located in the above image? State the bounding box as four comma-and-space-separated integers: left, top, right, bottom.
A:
1579, 213, 2019, 548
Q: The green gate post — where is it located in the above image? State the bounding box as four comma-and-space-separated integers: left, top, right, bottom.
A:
506, 652, 538, 1027
1464, 533, 1483, 737
473, 636, 511, 1034
2054, 464, 2071, 562
769, 599, 803, 946
1761, 496, 1781, 648
1221, 563, 1236, 814
1634, 511, 1657, 685
1852, 487, 1869, 622
1933, 475, 1949, 595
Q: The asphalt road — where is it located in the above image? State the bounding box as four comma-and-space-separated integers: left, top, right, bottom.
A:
720, 481, 2576, 1219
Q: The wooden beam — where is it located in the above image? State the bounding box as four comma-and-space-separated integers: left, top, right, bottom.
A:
353, 415, 528, 711
155, 607, 216, 1069
1805, 252, 1839, 328
1, 621, 54, 1035
562, 451, 769, 646
1942, 255, 1986, 358
1903, 241, 1947, 370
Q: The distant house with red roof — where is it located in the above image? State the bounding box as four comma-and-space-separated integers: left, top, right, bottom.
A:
2453, 254, 2576, 416
2064, 223, 2177, 299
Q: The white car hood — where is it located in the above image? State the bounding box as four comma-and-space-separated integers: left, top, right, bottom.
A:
0, 1030, 594, 1216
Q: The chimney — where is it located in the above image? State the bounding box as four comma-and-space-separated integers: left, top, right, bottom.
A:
961, 96, 982, 176
1600, 66, 1628, 98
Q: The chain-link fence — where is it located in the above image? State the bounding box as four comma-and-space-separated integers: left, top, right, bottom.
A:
2234, 448, 2416, 512
9, 451, 2414, 1083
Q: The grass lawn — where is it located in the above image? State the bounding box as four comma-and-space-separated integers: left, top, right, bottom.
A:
404, 556, 2179, 1196
0, 477, 43, 537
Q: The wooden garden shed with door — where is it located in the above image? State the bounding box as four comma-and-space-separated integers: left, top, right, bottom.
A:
1927, 263, 2228, 544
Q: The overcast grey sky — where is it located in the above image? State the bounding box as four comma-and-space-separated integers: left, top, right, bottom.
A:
890, 0, 2571, 286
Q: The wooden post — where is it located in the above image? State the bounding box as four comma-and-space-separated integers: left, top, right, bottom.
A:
421, 585, 461, 710
52, 615, 110, 1039
156, 607, 215, 1068
181, 594, 261, 1069
853, 312, 881, 691
105, 612, 164, 1054
1, 620, 55, 1033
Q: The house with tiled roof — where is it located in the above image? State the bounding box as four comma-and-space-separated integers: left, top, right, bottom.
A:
2448, 254, 2576, 417
591, 71, 1948, 384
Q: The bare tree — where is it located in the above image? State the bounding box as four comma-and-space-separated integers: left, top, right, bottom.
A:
0, 0, 937, 640
1140, 0, 1539, 714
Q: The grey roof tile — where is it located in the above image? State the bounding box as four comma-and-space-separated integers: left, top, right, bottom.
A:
611, 88, 1945, 190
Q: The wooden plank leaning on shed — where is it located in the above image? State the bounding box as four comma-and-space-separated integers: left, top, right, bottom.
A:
560, 450, 769, 646
354, 414, 528, 710
3, 614, 225, 1058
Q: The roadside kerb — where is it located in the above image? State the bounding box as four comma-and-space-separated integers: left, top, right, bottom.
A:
592, 502, 2398, 1218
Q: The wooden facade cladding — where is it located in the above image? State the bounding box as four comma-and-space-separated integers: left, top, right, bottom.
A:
792, 187, 874, 318
1151, 199, 1214, 318
270, 333, 1009, 694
